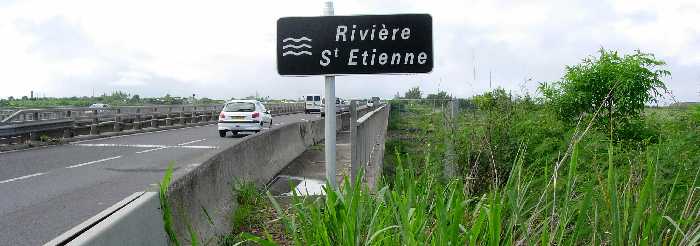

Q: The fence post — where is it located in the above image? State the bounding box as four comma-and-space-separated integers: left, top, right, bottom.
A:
350, 100, 359, 184
443, 99, 458, 179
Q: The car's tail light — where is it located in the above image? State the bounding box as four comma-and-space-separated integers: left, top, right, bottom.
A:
219, 112, 225, 119
252, 112, 260, 118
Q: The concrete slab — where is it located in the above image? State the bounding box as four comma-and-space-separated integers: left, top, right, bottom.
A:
271, 131, 352, 195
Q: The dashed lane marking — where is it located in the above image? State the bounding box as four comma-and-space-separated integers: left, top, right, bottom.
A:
72, 143, 217, 150
178, 139, 206, 146
66, 156, 122, 169
0, 172, 47, 184
70, 124, 211, 144
135, 147, 168, 154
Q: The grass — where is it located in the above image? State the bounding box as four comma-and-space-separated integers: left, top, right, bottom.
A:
165, 99, 699, 245
226, 100, 699, 245
158, 162, 179, 246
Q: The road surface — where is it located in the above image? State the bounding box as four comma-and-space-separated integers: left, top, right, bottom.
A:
0, 113, 319, 245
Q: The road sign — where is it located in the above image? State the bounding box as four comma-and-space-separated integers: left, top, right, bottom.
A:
277, 14, 433, 76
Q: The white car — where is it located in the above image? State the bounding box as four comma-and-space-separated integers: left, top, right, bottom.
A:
217, 100, 272, 137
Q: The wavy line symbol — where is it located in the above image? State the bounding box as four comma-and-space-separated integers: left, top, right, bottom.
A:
282, 36, 312, 56
283, 37, 312, 43
283, 51, 312, 56
283, 44, 312, 49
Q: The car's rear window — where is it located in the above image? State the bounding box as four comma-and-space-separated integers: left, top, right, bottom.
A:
224, 102, 255, 112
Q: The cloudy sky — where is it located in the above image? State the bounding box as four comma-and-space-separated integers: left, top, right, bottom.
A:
0, 0, 698, 102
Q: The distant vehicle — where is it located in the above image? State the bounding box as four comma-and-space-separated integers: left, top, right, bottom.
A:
366, 100, 374, 107
320, 97, 343, 117
88, 103, 110, 108
304, 94, 322, 114
217, 100, 272, 137
86, 103, 111, 114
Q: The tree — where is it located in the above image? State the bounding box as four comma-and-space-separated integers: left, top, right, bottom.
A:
129, 94, 141, 104
540, 48, 669, 138
404, 86, 422, 99
426, 91, 451, 106
426, 91, 451, 100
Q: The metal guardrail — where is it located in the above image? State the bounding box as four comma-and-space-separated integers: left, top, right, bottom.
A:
0, 103, 304, 125
0, 109, 17, 122
350, 100, 390, 183
0, 102, 305, 144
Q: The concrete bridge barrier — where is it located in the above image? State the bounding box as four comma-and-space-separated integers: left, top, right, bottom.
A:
49, 111, 355, 245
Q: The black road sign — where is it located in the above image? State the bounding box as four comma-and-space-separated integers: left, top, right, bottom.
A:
277, 14, 432, 76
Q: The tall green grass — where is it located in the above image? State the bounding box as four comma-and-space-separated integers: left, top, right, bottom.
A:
241, 101, 699, 245
259, 143, 698, 245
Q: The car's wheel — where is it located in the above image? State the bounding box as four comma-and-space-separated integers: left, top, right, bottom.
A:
219, 130, 226, 137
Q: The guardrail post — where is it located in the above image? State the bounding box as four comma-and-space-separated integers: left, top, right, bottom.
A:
90, 110, 99, 135
134, 109, 141, 130
151, 114, 158, 128
165, 107, 172, 126
180, 107, 186, 125
350, 100, 359, 184
113, 109, 121, 132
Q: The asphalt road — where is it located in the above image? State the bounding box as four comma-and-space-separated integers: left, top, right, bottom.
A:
0, 113, 320, 246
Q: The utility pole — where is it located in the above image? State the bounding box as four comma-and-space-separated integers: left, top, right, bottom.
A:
323, 1, 337, 189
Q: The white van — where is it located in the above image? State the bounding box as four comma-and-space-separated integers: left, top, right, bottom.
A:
304, 94, 322, 114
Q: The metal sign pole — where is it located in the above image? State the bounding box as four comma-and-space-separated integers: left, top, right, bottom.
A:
323, 1, 337, 189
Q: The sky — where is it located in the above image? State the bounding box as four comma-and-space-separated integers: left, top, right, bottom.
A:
0, 0, 698, 103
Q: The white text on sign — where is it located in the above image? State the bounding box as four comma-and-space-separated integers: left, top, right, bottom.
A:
319, 24, 429, 67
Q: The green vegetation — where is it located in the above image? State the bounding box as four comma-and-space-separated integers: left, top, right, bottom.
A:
0, 91, 223, 108
224, 49, 698, 245
539, 48, 670, 140
404, 86, 422, 99
159, 163, 179, 246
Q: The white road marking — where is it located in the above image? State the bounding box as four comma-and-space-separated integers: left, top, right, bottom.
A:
66, 156, 122, 169
0, 172, 47, 184
70, 124, 211, 144
73, 143, 217, 150
180, 145, 218, 149
74, 143, 164, 148
178, 139, 206, 146
135, 147, 168, 154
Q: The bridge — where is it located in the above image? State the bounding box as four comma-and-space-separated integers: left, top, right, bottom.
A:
0, 101, 388, 245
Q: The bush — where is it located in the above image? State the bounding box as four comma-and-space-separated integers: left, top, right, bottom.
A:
540, 49, 670, 140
